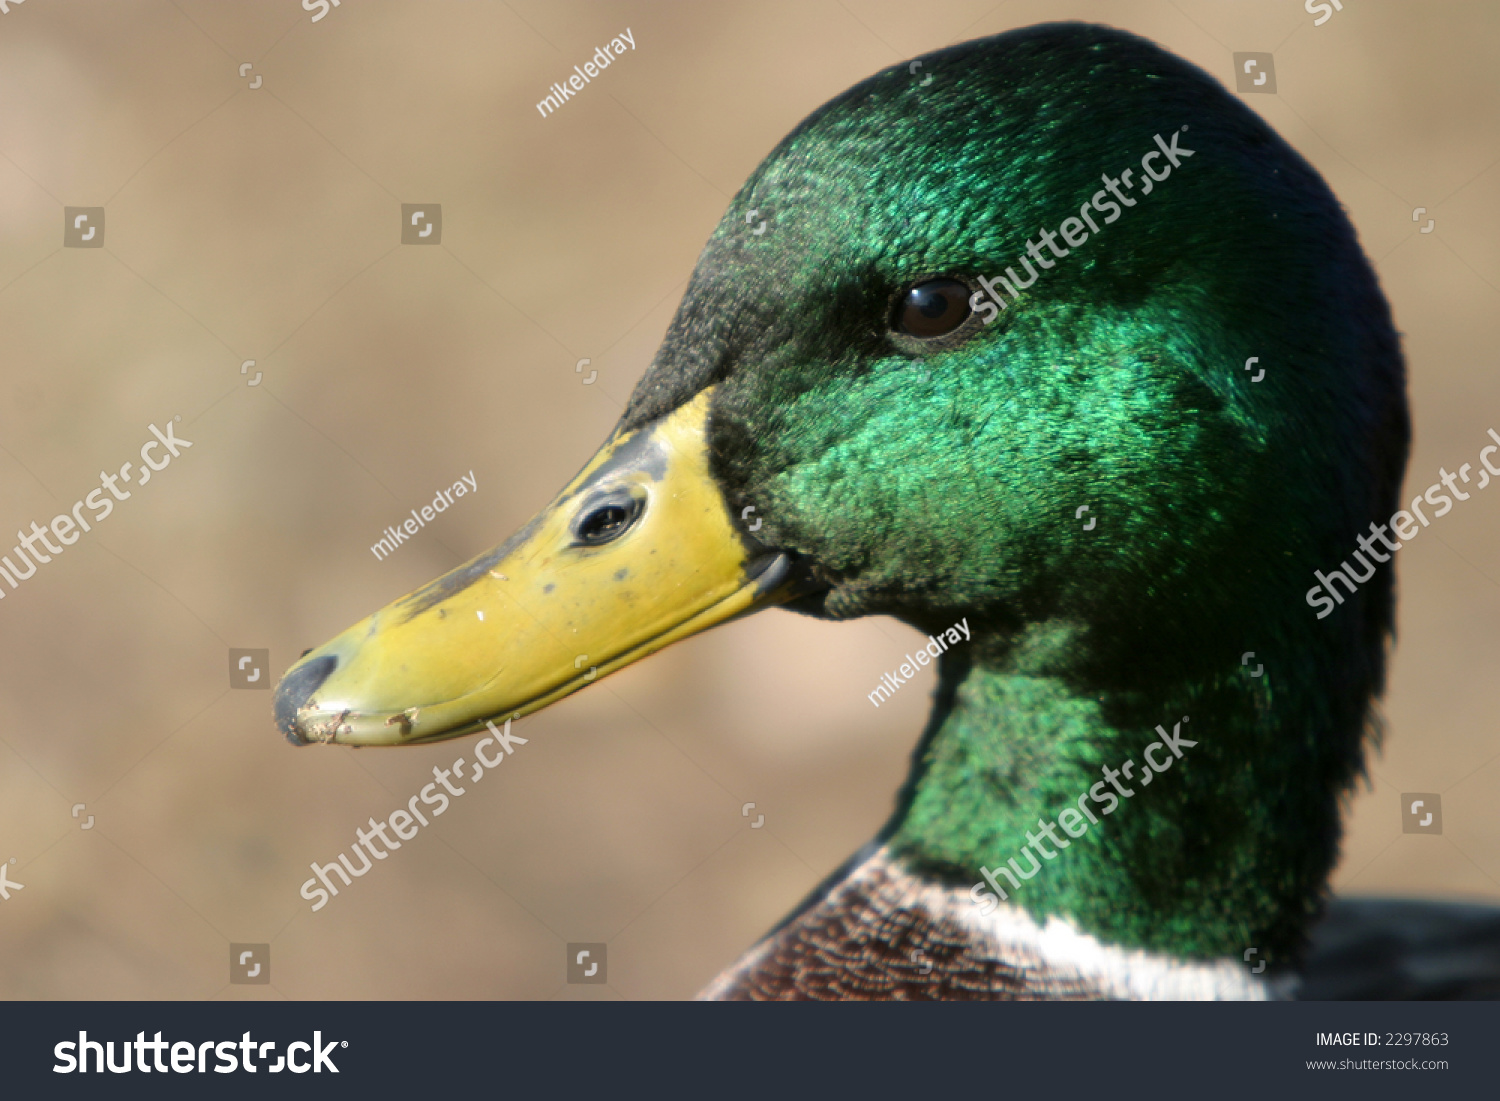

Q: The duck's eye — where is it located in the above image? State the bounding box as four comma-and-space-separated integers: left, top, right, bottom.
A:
574, 495, 643, 546
895, 279, 972, 338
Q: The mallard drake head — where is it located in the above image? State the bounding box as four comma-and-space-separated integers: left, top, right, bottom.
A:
275, 23, 1407, 995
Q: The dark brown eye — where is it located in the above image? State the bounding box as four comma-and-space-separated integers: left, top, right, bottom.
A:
895, 279, 973, 337
574, 492, 643, 546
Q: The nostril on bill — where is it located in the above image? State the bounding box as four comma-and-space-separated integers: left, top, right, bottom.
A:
275, 655, 338, 745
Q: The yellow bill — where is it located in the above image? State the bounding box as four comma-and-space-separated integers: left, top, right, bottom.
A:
274, 388, 812, 746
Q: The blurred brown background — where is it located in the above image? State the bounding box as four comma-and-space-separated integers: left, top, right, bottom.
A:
0, 0, 1495, 1000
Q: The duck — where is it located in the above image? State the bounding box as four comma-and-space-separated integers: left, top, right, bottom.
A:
273, 22, 1419, 999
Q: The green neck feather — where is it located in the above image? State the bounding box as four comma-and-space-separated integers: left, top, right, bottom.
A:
886, 639, 1333, 963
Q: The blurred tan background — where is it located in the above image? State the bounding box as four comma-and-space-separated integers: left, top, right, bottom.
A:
0, 0, 1495, 1000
